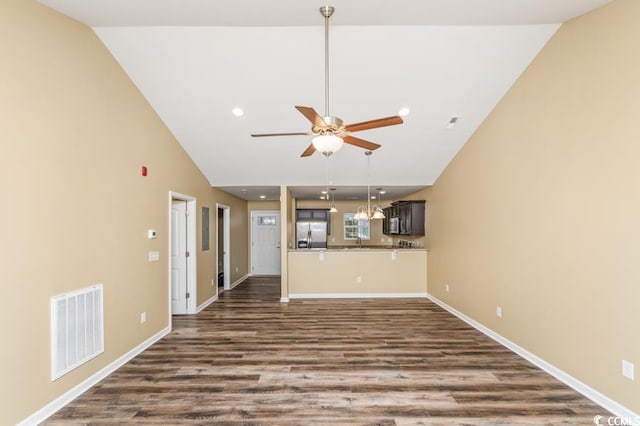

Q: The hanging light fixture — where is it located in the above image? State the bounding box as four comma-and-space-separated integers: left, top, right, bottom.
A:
329, 188, 338, 213
371, 187, 386, 219
354, 151, 378, 220
353, 152, 386, 220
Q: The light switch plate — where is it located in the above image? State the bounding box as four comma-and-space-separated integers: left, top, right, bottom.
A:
148, 251, 159, 262
622, 360, 634, 380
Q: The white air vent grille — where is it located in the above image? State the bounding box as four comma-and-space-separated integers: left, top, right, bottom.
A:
51, 284, 104, 381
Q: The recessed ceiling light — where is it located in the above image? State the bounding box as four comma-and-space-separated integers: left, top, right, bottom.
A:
379, 190, 387, 195
232, 107, 244, 117
321, 190, 328, 194
259, 195, 266, 199
447, 116, 459, 128
398, 107, 410, 117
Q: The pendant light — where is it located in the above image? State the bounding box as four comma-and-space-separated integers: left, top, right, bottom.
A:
329, 187, 338, 213
371, 187, 386, 219
354, 151, 374, 220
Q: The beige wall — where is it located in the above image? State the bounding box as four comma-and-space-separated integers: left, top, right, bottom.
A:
425, 0, 639, 413
212, 187, 248, 287
0, 2, 246, 423
281, 186, 293, 298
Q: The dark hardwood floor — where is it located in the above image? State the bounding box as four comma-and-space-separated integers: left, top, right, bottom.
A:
46, 277, 606, 425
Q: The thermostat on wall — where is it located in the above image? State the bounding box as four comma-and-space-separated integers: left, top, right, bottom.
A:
147, 229, 157, 239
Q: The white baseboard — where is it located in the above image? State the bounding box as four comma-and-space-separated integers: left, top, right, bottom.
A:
229, 274, 248, 290
426, 293, 638, 421
280, 297, 290, 303
196, 293, 218, 313
289, 292, 428, 299
18, 325, 171, 426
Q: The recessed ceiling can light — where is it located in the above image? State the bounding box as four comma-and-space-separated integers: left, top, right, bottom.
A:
398, 107, 410, 117
259, 195, 266, 199
447, 116, 459, 128
232, 107, 244, 117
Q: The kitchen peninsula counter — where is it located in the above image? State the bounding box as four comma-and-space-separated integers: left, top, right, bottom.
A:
289, 246, 428, 252
287, 247, 427, 298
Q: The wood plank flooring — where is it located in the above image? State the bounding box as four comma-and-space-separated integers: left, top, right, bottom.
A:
46, 277, 607, 425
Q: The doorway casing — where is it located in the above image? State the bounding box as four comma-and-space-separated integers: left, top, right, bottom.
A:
216, 203, 231, 291
168, 191, 197, 318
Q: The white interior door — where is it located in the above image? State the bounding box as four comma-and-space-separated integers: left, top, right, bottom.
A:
251, 211, 281, 275
171, 200, 188, 314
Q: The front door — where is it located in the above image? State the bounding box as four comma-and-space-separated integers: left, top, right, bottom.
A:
171, 200, 188, 314
251, 211, 281, 275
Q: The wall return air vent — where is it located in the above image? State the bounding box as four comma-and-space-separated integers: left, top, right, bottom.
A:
50, 284, 104, 381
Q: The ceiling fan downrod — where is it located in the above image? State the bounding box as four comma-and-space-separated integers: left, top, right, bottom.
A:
320, 6, 334, 118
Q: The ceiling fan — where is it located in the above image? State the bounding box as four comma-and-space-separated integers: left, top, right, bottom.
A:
251, 5, 403, 157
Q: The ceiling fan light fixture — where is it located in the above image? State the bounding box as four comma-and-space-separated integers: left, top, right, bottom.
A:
312, 134, 343, 156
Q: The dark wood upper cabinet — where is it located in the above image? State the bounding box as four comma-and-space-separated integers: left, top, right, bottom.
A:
382, 200, 425, 236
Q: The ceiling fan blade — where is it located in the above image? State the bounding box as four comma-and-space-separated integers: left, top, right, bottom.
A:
295, 106, 327, 129
344, 116, 403, 133
251, 132, 311, 137
343, 135, 381, 151
300, 144, 316, 157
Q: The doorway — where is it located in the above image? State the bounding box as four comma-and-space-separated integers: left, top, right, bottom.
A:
169, 192, 197, 316
251, 211, 281, 275
216, 203, 231, 292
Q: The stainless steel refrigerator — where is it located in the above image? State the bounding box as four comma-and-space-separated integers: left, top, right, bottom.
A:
296, 221, 328, 249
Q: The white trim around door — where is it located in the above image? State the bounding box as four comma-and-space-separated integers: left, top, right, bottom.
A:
168, 191, 197, 317
216, 203, 231, 291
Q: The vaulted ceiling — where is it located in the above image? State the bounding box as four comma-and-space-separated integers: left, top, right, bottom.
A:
39, 0, 612, 200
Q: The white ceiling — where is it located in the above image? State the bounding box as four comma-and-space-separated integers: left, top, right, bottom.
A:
39, 0, 612, 200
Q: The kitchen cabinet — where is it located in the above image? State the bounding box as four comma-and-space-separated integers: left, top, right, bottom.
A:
296, 209, 331, 235
383, 200, 425, 236
296, 209, 329, 221
382, 207, 392, 234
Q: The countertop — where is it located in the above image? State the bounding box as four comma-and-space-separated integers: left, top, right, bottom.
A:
289, 245, 428, 252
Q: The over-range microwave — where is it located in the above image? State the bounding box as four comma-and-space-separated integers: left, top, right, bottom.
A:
390, 216, 399, 234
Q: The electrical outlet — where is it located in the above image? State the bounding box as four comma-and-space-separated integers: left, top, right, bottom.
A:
445, 284, 450, 292
356, 275, 362, 283
622, 360, 634, 380
211, 278, 214, 287
496, 306, 502, 318
235, 267, 239, 273
140, 312, 146, 324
